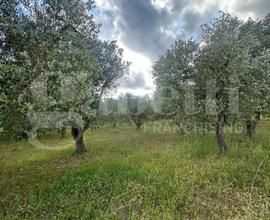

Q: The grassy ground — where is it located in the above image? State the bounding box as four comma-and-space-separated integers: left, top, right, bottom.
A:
0, 121, 269, 219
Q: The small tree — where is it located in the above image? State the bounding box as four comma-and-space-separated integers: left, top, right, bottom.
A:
126, 94, 153, 130
106, 98, 119, 128
239, 14, 270, 137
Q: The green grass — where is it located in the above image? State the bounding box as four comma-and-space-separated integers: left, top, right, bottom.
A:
0, 121, 270, 219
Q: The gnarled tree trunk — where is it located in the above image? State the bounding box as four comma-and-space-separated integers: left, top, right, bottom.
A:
216, 112, 228, 153
132, 113, 144, 130
246, 112, 260, 138
71, 126, 87, 155
60, 127, 67, 138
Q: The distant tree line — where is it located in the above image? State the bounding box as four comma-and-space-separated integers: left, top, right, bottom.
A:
98, 94, 155, 130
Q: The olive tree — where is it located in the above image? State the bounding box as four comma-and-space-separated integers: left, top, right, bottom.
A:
0, 0, 32, 139
239, 14, 270, 137
153, 39, 198, 132
0, 0, 129, 154
195, 13, 263, 152
126, 94, 153, 130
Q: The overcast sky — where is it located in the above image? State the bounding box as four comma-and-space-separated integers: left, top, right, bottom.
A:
94, 0, 270, 97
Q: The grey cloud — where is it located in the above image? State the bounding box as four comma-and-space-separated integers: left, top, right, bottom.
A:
122, 72, 150, 90
171, 0, 188, 12
98, 0, 269, 62
182, 9, 200, 33
235, 0, 270, 17
101, 0, 186, 60
181, 5, 219, 38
